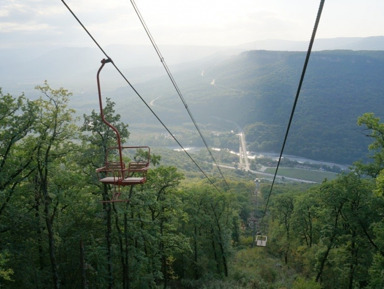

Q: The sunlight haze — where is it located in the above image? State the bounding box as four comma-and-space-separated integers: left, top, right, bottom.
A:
1, 0, 384, 48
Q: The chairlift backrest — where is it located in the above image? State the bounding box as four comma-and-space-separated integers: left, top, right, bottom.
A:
96, 146, 150, 186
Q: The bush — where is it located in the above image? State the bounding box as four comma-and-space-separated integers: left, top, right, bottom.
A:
292, 277, 321, 289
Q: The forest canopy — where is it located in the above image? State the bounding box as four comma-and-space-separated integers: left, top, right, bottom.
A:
1, 84, 384, 289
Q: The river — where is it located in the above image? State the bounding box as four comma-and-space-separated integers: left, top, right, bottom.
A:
172, 146, 350, 171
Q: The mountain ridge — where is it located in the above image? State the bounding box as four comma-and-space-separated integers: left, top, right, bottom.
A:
131, 49, 384, 164
2, 37, 384, 164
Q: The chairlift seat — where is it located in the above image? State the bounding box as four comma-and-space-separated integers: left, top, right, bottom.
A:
123, 177, 146, 184
256, 235, 268, 247
96, 146, 150, 187
99, 176, 146, 185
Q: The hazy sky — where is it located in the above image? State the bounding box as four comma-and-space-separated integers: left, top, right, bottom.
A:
1, 0, 384, 49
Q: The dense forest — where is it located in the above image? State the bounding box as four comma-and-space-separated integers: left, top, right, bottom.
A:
1, 83, 384, 289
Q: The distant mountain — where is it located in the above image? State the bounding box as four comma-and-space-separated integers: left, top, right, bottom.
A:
132, 50, 384, 164
0, 43, 240, 97
239, 36, 384, 51
2, 37, 384, 164
2, 36, 383, 95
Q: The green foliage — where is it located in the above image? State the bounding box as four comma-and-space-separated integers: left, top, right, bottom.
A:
355, 113, 384, 177
231, 247, 297, 288
255, 171, 382, 289
174, 182, 239, 280
2, 83, 384, 289
292, 277, 321, 289
0, 250, 14, 282
0, 87, 36, 208
368, 253, 384, 289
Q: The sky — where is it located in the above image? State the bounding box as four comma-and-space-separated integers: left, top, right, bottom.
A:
1, 0, 384, 49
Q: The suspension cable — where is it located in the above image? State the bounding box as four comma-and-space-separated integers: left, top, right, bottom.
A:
60, 0, 223, 193
262, 0, 326, 217
130, 0, 229, 188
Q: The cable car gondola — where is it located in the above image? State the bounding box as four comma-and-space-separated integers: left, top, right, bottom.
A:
95, 58, 150, 202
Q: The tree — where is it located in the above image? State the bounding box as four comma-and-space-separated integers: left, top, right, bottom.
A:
289, 190, 322, 276
354, 112, 384, 288
310, 174, 376, 288
30, 81, 79, 289
0, 89, 36, 217
271, 194, 294, 265
142, 165, 186, 288
291, 190, 320, 248
80, 97, 129, 289
109, 164, 187, 289
177, 183, 238, 279
355, 112, 384, 177
0, 89, 38, 287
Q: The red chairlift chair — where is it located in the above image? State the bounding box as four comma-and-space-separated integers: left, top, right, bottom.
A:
95, 58, 150, 202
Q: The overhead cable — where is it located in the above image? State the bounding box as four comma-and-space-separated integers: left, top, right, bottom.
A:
130, 0, 229, 188
60, 0, 223, 193
262, 0, 326, 216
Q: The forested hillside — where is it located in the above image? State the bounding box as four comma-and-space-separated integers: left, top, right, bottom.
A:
2, 45, 384, 164
133, 50, 384, 164
1, 83, 384, 289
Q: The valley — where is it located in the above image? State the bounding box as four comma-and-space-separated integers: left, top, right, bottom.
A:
1, 38, 384, 173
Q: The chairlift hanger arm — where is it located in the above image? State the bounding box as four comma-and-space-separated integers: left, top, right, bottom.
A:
96, 58, 124, 170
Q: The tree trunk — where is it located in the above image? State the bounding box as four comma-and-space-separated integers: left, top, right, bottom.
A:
218, 239, 228, 277
284, 215, 290, 265
34, 183, 45, 271
210, 229, 220, 274
215, 220, 228, 277
113, 204, 129, 289
102, 187, 114, 289
124, 212, 130, 289
193, 226, 199, 279
348, 231, 357, 289
159, 212, 167, 289
211, 205, 228, 277
316, 205, 343, 283
44, 197, 60, 289
308, 208, 313, 247
80, 240, 88, 289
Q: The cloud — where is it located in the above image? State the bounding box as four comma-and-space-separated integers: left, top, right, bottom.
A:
0, 1, 66, 33
0, 1, 83, 47
0, 22, 52, 33
1, 0, 384, 49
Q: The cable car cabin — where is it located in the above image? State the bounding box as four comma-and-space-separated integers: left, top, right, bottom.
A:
96, 146, 150, 186
255, 235, 268, 247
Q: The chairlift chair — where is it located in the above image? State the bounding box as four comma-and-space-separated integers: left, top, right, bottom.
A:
255, 235, 268, 247
95, 58, 150, 202
96, 145, 150, 186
